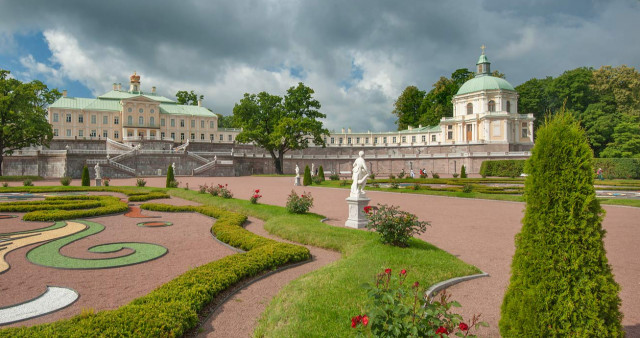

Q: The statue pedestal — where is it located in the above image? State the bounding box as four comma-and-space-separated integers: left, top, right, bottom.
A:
294, 177, 301, 186
95, 178, 102, 187
345, 195, 370, 229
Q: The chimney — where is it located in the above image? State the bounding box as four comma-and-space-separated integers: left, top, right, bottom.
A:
118, 83, 122, 91
418, 124, 422, 128
348, 127, 352, 133
197, 99, 202, 107
62, 89, 67, 97
341, 128, 345, 133
113, 83, 117, 90
408, 126, 412, 130
151, 86, 156, 94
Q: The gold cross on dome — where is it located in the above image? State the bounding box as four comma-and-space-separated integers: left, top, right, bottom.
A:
481, 45, 486, 54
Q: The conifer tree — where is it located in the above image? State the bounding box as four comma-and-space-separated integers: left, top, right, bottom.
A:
81, 165, 90, 186
303, 165, 312, 186
460, 165, 467, 178
500, 113, 623, 337
318, 165, 325, 181
166, 164, 175, 188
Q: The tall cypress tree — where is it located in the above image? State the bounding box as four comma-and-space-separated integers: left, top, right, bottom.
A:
81, 165, 90, 186
318, 165, 325, 181
303, 165, 312, 186
500, 113, 623, 336
166, 164, 175, 188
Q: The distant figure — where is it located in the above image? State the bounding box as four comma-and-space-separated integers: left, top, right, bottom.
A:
214, 155, 217, 163
350, 151, 369, 197
94, 163, 101, 179
410, 169, 415, 178
597, 167, 604, 181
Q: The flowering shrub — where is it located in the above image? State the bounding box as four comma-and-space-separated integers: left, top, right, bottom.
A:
365, 204, 429, 247
207, 184, 220, 196
218, 184, 233, 199
285, 190, 313, 214
199, 183, 208, 194
136, 178, 146, 187
353, 269, 487, 337
250, 189, 262, 204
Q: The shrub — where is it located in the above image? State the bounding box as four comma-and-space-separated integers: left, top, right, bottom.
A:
462, 184, 473, 193
136, 178, 147, 187
312, 176, 322, 184
207, 184, 220, 196
23, 179, 34, 186
81, 165, 90, 186
303, 165, 312, 186
389, 181, 399, 189
365, 204, 429, 247
103, 177, 110, 187
388, 174, 396, 180
199, 183, 208, 194
128, 192, 169, 202
354, 269, 487, 337
183, 182, 189, 190
420, 172, 427, 179
167, 180, 179, 188
452, 173, 459, 178
166, 164, 175, 188
369, 172, 375, 180
461, 165, 467, 178
285, 190, 313, 214
317, 165, 325, 181
592, 158, 640, 179
2, 182, 8, 187
339, 179, 348, 186
60, 176, 72, 186
217, 184, 233, 198
431, 172, 440, 179
500, 113, 623, 337
479, 159, 525, 178
329, 173, 340, 181
249, 189, 262, 204
412, 183, 421, 190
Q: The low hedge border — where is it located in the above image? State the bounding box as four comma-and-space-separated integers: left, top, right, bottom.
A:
0, 199, 310, 337
128, 192, 170, 202
0, 196, 129, 221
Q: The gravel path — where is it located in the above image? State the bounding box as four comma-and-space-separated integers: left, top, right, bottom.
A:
29, 177, 640, 337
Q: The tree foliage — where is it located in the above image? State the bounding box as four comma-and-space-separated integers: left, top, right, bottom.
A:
81, 165, 90, 186
317, 165, 325, 181
392, 86, 425, 130
215, 114, 234, 128
0, 69, 60, 175
232, 83, 329, 174
166, 164, 175, 188
175, 90, 203, 105
303, 165, 312, 186
500, 113, 623, 337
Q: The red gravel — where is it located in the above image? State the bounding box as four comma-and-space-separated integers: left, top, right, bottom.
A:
25, 177, 640, 337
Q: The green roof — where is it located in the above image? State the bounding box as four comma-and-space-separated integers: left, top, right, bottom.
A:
49, 97, 98, 110
477, 54, 489, 64
455, 75, 515, 96
98, 90, 174, 103
159, 103, 215, 117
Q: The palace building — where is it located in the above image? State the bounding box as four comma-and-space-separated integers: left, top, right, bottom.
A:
48, 72, 239, 145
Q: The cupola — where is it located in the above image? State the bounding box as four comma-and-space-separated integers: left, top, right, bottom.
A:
129, 71, 141, 93
476, 45, 491, 76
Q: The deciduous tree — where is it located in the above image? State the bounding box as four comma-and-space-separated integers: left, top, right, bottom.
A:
392, 86, 425, 130
0, 69, 60, 175
175, 90, 203, 105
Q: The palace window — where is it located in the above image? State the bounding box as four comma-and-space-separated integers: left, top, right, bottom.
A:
228, 135, 232, 141
161, 132, 165, 139
66, 114, 71, 123
393, 137, 397, 143
150, 109, 154, 114
411, 136, 416, 143
210, 121, 215, 128
374, 137, 378, 144
128, 107, 132, 112
127, 116, 133, 125
114, 117, 119, 125
365, 138, 369, 144
447, 125, 453, 140
53, 113, 59, 122
78, 115, 84, 123
431, 135, 436, 142
138, 116, 144, 125
78, 130, 84, 137
401, 136, 406, 143
347, 137, 352, 144
171, 132, 175, 139
127, 131, 133, 137
521, 122, 528, 138
488, 100, 496, 112
506, 101, 511, 113
210, 134, 214, 141
91, 115, 96, 124
383, 137, 387, 143
53, 129, 58, 136
180, 119, 185, 127
201, 120, 205, 128
422, 135, 426, 142
330, 137, 335, 144
161, 118, 165, 126
191, 133, 195, 140
180, 133, 185, 140
171, 119, 175, 127
139, 108, 144, 113
220, 134, 224, 141
191, 120, 195, 128
103, 115, 108, 124
114, 131, 119, 139
103, 130, 108, 138
66, 129, 71, 137
150, 117, 155, 126
201, 133, 205, 140
356, 137, 360, 144
339, 138, 343, 144
466, 103, 473, 115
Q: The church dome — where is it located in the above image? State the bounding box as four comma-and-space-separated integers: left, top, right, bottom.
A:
456, 75, 515, 95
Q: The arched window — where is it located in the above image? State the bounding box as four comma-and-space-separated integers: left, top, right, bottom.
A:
506, 101, 511, 113
466, 103, 473, 115
138, 116, 144, 125
488, 100, 496, 112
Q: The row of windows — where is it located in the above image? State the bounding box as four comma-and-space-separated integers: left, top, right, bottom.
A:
126, 107, 156, 114
54, 129, 120, 139
327, 134, 437, 145
465, 100, 511, 114
53, 128, 236, 142
54, 113, 120, 125
52, 113, 216, 129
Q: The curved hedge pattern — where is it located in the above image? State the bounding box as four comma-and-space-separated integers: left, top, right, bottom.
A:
0, 195, 128, 221
0, 201, 310, 337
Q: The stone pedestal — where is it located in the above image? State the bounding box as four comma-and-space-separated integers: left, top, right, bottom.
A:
345, 195, 370, 229
95, 178, 102, 187
294, 177, 301, 186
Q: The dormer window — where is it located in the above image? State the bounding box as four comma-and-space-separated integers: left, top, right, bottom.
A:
488, 100, 496, 112
466, 103, 473, 115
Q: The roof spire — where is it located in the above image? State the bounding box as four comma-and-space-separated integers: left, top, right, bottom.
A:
481, 44, 485, 55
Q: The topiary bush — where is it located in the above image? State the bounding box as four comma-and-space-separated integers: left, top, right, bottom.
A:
460, 165, 467, 178
166, 165, 175, 188
60, 176, 72, 186
479, 160, 525, 178
317, 165, 325, 181
81, 165, 90, 186
499, 113, 623, 337
303, 165, 312, 186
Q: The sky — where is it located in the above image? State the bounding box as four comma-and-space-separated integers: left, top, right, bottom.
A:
1, 0, 639, 132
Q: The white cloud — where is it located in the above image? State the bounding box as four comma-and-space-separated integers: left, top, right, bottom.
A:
18, 54, 62, 85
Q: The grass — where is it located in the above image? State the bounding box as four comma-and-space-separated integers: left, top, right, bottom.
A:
167, 189, 480, 337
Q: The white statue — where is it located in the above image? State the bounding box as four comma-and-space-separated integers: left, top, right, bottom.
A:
94, 163, 101, 179
295, 164, 300, 178
350, 151, 369, 197
214, 155, 217, 163
311, 163, 315, 176
172, 162, 176, 173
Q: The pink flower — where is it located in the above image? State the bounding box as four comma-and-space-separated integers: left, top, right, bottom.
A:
362, 315, 369, 326
400, 269, 406, 275
385, 268, 391, 275
413, 281, 419, 288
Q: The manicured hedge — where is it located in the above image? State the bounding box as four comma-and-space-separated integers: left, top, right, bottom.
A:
593, 158, 640, 179
0, 202, 310, 337
20, 196, 128, 221
128, 192, 170, 202
479, 160, 526, 178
